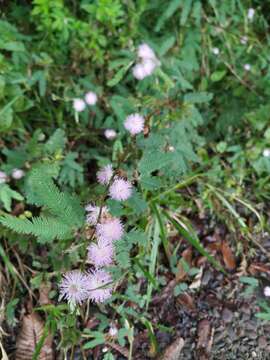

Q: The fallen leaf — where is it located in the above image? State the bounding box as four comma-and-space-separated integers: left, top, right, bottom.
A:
249, 262, 270, 275
0, 341, 8, 360
175, 247, 193, 282
159, 337, 185, 360
197, 319, 214, 359
237, 256, 247, 277
176, 292, 196, 311
189, 267, 203, 289
39, 282, 52, 306
16, 313, 53, 360
221, 241, 236, 270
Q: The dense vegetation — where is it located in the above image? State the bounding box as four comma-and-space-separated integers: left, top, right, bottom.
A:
1, 1, 270, 359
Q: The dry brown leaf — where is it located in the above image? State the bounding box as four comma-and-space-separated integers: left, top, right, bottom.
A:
237, 256, 247, 277
176, 292, 196, 311
39, 283, 52, 306
175, 247, 193, 282
0, 341, 8, 360
221, 241, 236, 270
248, 262, 270, 276
189, 267, 203, 290
106, 340, 129, 358
159, 337, 185, 360
197, 319, 214, 359
16, 313, 53, 360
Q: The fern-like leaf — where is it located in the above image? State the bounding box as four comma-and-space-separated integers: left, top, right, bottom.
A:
0, 215, 71, 243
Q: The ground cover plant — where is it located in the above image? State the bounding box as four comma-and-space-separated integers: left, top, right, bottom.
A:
1, 0, 270, 359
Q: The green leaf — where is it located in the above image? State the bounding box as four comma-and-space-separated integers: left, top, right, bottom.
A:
184, 92, 213, 104
239, 276, 259, 286
180, 0, 193, 25
0, 184, 23, 211
83, 332, 105, 349
210, 70, 227, 82
107, 61, 133, 87
155, 0, 181, 31
126, 191, 147, 215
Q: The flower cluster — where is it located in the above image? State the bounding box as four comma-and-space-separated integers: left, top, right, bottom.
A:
132, 43, 160, 80
73, 91, 98, 113
59, 164, 133, 306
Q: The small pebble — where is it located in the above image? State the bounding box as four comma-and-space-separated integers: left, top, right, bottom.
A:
258, 336, 268, 348
222, 308, 234, 323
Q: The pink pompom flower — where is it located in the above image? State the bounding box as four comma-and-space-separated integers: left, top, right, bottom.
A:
109, 178, 132, 201
96, 217, 124, 242
87, 238, 114, 267
132, 63, 148, 80
59, 270, 89, 305
11, 168, 25, 180
85, 204, 109, 225
137, 43, 156, 60
87, 269, 113, 303
85, 91, 97, 106
132, 60, 156, 80
124, 113, 145, 135
104, 129, 117, 140
97, 164, 113, 185
0, 171, 7, 184
73, 98, 86, 112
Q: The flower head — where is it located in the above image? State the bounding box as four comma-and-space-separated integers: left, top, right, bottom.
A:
96, 217, 124, 242
59, 270, 89, 305
104, 129, 117, 140
137, 43, 156, 60
88, 238, 114, 267
247, 8, 255, 20
212, 47, 220, 55
85, 91, 97, 106
240, 36, 248, 45
0, 171, 7, 184
132, 59, 158, 80
263, 149, 270, 157
85, 204, 109, 225
11, 168, 25, 180
73, 98, 86, 112
264, 286, 270, 297
97, 164, 113, 185
109, 178, 132, 201
244, 63, 251, 71
132, 63, 147, 80
124, 113, 144, 135
86, 269, 112, 303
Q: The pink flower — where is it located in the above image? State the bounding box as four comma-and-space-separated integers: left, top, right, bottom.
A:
59, 270, 89, 305
11, 168, 25, 180
109, 178, 132, 201
104, 129, 117, 140
96, 217, 124, 242
97, 164, 113, 185
85, 204, 109, 225
247, 8, 255, 21
86, 269, 112, 303
137, 43, 156, 60
124, 113, 144, 135
85, 91, 97, 106
132, 61, 156, 80
87, 238, 114, 267
0, 171, 7, 184
132, 63, 148, 80
73, 98, 86, 112
264, 286, 270, 297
